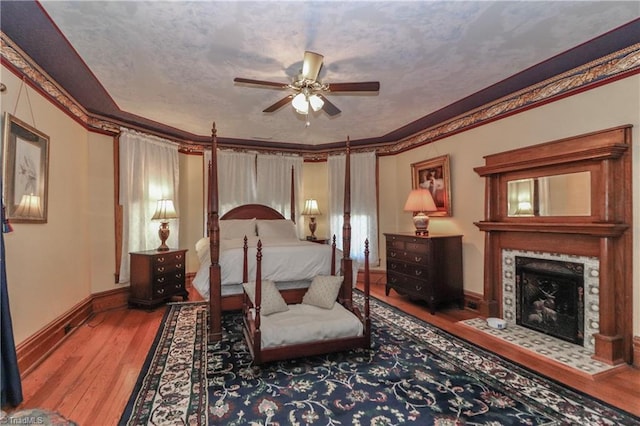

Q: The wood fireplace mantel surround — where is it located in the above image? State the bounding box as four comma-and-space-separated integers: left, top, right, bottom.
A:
474, 125, 633, 366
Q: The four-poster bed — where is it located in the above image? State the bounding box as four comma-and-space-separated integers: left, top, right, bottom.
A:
204, 123, 370, 356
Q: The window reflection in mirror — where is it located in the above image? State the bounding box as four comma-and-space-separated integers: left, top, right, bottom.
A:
507, 171, 591, 217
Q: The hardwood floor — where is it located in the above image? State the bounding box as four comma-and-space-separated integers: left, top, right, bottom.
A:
10, 282, 640, 424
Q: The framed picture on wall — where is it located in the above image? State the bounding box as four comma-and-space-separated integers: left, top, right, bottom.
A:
410, 154, 452, 217
2, 112, 50, 223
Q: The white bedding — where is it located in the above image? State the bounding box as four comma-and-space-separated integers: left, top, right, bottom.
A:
257, 303, 364, 349
193, 237, 341, 299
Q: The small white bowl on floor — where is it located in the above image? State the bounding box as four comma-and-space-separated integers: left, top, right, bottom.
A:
486, 317, 507, 330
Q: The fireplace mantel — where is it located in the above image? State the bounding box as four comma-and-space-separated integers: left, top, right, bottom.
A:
474, 125, 633, 366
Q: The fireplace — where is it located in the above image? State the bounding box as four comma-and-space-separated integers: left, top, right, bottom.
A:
515, 257, 584, 346
474, 125, 632, 366
502, 249, 599, 353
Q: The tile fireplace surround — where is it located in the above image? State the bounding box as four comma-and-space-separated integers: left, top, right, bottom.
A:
461, 248, 612, 376
501, 249, 600, 353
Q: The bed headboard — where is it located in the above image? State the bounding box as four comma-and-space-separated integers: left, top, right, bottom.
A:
221, 204, 285, 220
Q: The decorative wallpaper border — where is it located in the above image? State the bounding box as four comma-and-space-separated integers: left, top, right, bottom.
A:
2, 31, 639, 156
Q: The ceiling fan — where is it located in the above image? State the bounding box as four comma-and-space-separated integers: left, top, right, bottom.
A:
233, 51, 380, 118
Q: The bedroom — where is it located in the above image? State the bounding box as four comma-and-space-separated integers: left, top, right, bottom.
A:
1, 1, 639, 422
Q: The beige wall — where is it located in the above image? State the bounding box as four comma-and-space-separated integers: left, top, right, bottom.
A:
301, 162, 330, 240
379, 75, 639, 335
2, 67, 115, 343
179, 153, 205, 272
3, 62, 638, 346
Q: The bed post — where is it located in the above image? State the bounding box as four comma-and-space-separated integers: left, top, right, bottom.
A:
242, 236, 248, 283
331, 235, 337, 276
290, 166, 295, 222
363, 238, 371, 345
341, 137, 353, 307
208, 122, 222, 342
253, 240, 263, 363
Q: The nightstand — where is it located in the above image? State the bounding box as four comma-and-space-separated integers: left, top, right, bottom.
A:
129, 249, 188, 308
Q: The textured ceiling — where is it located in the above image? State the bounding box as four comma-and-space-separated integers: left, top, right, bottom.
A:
6, 1, 640, 148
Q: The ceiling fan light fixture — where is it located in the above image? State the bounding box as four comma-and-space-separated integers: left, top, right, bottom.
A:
308, 94, 324, 112
292, 92, 309, 114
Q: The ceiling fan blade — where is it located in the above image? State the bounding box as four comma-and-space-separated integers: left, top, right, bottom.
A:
326, 81, 380, 92
234, 77, 289, 89
317, 94, 341, 116
263, 95, 294, 112
302, 51, 324, 81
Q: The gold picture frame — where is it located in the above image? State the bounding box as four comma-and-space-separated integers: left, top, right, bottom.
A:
2, 112, 50, 223
410, 154, 452, 217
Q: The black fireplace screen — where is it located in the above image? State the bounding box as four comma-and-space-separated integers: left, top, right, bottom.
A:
515, 257, 584, 345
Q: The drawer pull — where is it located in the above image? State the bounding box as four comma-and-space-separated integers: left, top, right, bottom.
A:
415, 285, 422, 291
157, 257, 165, 263
414, 256, 422, 262
157, 277, 165, 283
175, 273, 183, 279
175, 284, 182, 289
390, 252, 396, 257
391, 264, 397, 270
415, 270, 422, 276
157, 288, 165, 295
390, 277, 397, 283
176, 263, 183, 268
157, 266, 165, 273
175, 254, 183, 260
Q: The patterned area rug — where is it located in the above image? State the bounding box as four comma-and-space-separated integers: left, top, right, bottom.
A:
120, 296, 640, 425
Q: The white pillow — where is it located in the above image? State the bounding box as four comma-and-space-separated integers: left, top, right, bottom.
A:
220, 218, 256, 240
302, 275, 343, 309
242, 280, 289, 316
195, 237, 209, 263
256, 219, 298, 240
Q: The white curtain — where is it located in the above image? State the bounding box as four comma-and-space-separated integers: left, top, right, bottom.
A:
328, 151, 378, 264
256, 154, 303, 234
203, 149, 257, 224
119, 128, 179, 283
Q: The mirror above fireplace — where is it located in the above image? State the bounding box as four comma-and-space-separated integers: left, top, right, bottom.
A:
507, 171, 591, 217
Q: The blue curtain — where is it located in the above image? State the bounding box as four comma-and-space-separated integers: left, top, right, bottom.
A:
1, 182, 23, 407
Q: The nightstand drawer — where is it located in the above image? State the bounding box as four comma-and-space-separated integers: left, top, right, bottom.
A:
152, 260, 184, 275
152, 270, 184, 287
154, 280, 187, 298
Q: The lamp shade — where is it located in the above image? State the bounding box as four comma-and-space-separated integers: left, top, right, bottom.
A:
301, 199, 321, 216
151, 199, 178, 221
15, 194, 43, 219
403, 189, 437, 213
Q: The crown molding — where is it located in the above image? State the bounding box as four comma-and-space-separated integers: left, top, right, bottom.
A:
2, 31, 638, 159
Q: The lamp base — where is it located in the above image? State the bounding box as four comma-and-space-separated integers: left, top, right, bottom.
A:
157, 222, 171, 251
308, 217, 317, 240
412, 212, 430, 236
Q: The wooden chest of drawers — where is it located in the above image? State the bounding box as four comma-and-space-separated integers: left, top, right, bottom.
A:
129, 249, 188, 308
384, 233, 463, 314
